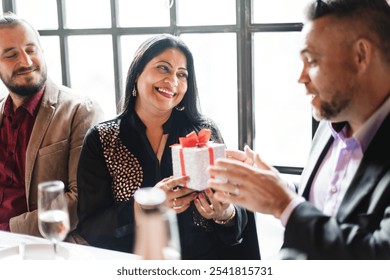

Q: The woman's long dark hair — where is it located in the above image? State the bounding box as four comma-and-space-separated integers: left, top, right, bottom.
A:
120, 34, 205, 125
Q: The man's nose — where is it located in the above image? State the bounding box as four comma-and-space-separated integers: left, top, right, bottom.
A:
19, 51, 33, 67
298, 66, 309, 84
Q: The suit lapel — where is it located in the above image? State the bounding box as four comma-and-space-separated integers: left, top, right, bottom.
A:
24, 80, 58, 204
299, 121, 333, 197
337, 113, 390, 221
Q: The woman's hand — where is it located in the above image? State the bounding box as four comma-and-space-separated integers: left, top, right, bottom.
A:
155, 176, 196, 214
194, 188, 235, 223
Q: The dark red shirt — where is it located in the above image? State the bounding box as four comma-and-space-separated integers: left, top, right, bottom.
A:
0, 88, 44, 230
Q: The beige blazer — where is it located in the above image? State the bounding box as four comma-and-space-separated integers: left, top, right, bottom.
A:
0, 79, 104, 236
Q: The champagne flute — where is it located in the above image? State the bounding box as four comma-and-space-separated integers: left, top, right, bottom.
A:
37, 180, 70, 257
134, 187, 181, 260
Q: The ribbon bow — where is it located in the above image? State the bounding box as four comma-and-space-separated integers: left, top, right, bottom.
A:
179, 129, 212, 148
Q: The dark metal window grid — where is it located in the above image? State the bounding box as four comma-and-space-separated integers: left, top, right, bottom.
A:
2, 0, 312, 174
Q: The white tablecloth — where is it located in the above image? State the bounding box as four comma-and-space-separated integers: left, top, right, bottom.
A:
0, 230, 139, 260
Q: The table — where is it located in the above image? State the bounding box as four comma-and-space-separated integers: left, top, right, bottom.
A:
0, 230, 140, 260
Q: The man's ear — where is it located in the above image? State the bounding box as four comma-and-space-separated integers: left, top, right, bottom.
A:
354, 38, 372, 73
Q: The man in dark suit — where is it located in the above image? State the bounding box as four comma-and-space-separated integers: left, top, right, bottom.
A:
207, 0, 390, 259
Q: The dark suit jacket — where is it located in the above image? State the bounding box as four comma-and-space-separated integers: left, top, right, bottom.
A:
283, 114, 390, 259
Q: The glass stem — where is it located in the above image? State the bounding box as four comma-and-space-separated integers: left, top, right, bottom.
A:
53, 242, 58, 254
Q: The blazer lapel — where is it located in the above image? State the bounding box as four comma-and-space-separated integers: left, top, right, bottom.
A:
337, 113, 390, 221
299, 121, 333, 197
24, 80, 58, 204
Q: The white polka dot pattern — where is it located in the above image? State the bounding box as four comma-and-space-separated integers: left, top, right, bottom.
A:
96, 122, 143, 201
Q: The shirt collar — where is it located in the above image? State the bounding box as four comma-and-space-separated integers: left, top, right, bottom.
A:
356, 94, 390, 152
329, 94, 390, 152
127, 110, 174, 134
3, 85, 46, 117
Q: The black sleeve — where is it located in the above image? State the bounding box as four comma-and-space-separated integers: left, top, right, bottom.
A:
215, 209, 261, 260
214, 205, 247, 243
284, 200, 390, 259
76, 127, 135, 253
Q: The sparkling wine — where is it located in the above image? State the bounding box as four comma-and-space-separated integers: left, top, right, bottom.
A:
38, 210, 70, 243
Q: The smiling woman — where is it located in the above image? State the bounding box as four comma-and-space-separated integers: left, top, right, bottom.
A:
76, 34, 261, 260
135, 48, 188, 118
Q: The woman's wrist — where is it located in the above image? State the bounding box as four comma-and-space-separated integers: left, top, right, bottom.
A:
213, 205, 236, 226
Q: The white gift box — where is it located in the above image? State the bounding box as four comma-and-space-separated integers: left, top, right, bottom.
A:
171, 143, 226, 191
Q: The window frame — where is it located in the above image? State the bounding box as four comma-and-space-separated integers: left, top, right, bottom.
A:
2, 0, 315, 175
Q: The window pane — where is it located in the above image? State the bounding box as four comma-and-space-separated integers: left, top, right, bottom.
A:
177, 0, 236, 26
252, 0, 311, 23
68, 36, 116, 118
0, 82, 7, 98
118, 0, 169, 27
181, 33, 238, 149
39, 36, 62, 86
15, 0, 58, 29
65, 0, 111, 29
254, 32, 311, 167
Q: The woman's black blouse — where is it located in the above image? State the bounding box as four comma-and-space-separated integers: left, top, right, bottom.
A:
76, 111, 260, 260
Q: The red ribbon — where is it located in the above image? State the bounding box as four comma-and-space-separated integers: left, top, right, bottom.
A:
175, 129, 214, 188
179, 129, 212, 148
179, 149, 187, 187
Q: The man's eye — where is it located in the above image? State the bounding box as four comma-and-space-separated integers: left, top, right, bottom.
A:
305, 56, 317, 65
4, 54, 16, 59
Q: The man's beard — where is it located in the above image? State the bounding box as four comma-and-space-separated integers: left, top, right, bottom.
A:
1, 66, 47, 97
312, 97, 350, 121
7, 78, 46, 96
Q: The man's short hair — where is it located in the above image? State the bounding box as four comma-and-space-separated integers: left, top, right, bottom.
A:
305, 0, 390, 64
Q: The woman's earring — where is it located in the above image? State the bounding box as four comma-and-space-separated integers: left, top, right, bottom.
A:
175, 105, 185, 111
132, 87, 137, 97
